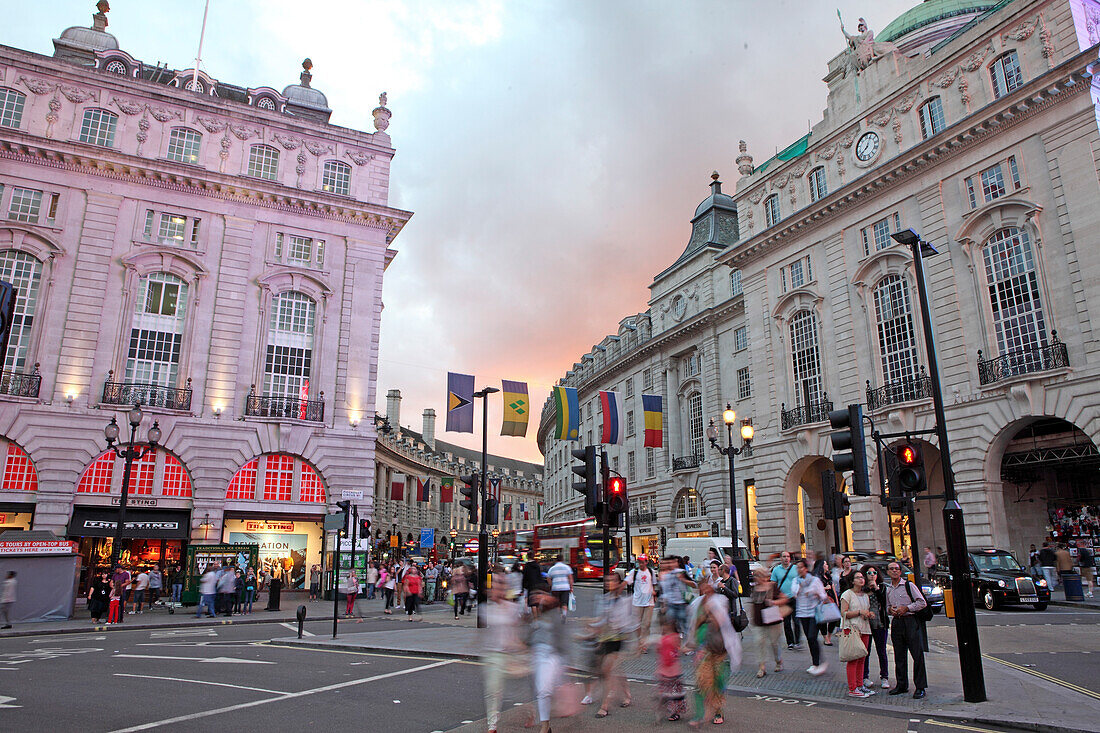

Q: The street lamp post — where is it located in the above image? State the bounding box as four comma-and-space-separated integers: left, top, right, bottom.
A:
103, 404, 160, 594
706, 404, 754, 561
473, 385, 499, 630
891, 228, 986, 703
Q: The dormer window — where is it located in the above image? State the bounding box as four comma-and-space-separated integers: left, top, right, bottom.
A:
105, 60, 127, 75
184, 79, 204, 94
256, 97, 277, 111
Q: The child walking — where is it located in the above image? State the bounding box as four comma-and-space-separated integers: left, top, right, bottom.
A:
657, 616, 687, 721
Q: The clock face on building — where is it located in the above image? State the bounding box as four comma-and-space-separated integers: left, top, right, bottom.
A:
855, 131, 880, 162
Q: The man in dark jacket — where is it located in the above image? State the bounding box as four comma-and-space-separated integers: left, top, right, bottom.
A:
1038, 542, 1058, 589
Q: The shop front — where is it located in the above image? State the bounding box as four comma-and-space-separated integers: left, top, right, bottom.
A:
631, 526, 659, 559
222, 515, 324, 591
67, 505, 191, 592
675, 519, 711, 539
0, 504, 35, 532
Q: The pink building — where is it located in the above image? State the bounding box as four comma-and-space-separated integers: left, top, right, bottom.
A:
0, 4, 410, 589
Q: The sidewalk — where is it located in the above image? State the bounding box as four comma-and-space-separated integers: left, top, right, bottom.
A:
1049, 587, 1100, 609
271, 621, 1099, 733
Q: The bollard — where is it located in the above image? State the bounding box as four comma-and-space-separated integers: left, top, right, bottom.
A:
296, 604, 307, 639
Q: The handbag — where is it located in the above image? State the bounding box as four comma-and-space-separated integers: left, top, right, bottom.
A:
731, 596, 749, 632
568, 592, 576, 612
838, 626, 869, 662
761, 605, 784, 625
815, 601, 841, 624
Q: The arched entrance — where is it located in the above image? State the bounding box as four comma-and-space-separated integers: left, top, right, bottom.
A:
787, 456, 852, 559
993, 418, 1099, 562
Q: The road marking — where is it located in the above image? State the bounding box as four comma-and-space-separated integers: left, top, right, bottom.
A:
113, 673, 287, 695
923, 718, 1007, 732
262, 642, 479, 664
983, 654, 1100, 700
108, 660, 453, 732
0, 695, 20, 708
279, 622, 314, 636
113, 654, 275, 665
150, 629, 217, 638
0, 648, 103, 665
28, 635, 105, 643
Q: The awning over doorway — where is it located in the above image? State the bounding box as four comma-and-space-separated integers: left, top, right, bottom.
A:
68, 507, 191, 539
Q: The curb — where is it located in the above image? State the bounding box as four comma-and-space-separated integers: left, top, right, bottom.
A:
0, 614, 301, 639
1049, 599, 1099, 610
267, 638, 481, 661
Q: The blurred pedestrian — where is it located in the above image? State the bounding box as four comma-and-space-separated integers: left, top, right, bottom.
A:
217, 562, 236, 616
1055, 543, 1075, 587
522, 558, 545, 615
403, 565, 422, 620
922, 547, 936, 575
1038, 542, 1058, 589
1078, 541, 1095, 597
687, 577, 741, 727
593, 574, 634, 717
659, 556, 693, 637
451, 562, 469, 618
265, 565, 283, 611
770, 551, 801, 650
749, 568, 787, 677
366, 562, 379, 600
656, 615, 687, 721
625, 555, 657, 653
131, 566, 149, 614
0, 571, 16, 628
547, 553, 574, 621
484, 572, 522, 733
147, 565, 162, 607
794, 558, 828, 676
196, 562, 217, 618
528, 591, 567, 733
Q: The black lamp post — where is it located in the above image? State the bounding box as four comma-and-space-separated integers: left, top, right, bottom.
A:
891, 227, 986, 702
104, 404, 160, 574
473, 385, 499, 630
706, 404, 754, 558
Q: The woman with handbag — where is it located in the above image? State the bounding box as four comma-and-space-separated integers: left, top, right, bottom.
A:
862, 565, 891, 689
749, 568, 788, 677
794, 559, 829, 676
839, 570, 874, 698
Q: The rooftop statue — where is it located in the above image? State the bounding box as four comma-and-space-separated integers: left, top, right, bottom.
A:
839, 10, 898, 76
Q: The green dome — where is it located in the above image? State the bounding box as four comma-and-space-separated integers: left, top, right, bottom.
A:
878, 0, 1003, 44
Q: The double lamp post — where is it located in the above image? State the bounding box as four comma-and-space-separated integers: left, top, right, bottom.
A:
706, 404, 754, 562
103, 403, 161, 572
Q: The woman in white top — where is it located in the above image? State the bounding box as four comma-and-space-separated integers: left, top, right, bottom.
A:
839, 570, 874, 698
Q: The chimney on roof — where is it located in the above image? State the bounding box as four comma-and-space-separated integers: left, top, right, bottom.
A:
422, 409, 436, 450
386, 389, 401, 429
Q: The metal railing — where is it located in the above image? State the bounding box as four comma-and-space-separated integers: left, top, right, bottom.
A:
780, 396, 833, 430
630, 510, 658, 525
102, 372, 192, 411
0, 363, 41, 398
672, 453, 703, 471
977, 334, 1069, 385
866, 368, 933, 410
245, 385, 325, 422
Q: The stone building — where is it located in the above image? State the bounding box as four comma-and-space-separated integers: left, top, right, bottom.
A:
372, 389, 543, 559
0, 4, 410, 589
539, 0, 1100, 565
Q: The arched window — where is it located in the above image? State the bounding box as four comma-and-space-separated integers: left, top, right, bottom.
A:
104, 60, 127, 75
184, 78, 204, 94
256, 97, 277, 111
248, 144, 280, 180
125, 273, 188, 390
990, 51, 1023, 99
0, 250, 42, 373
873, 274, 919, 385
983, 227, 1046, 356
77, 449, 192, 497
687, 391, 703, 458
263, 292, 316, 399
675, 490, 702, 519
918, 97, 945, 139
79, 108, 117, 147
0, 88, 26, 129
730, 269, 743, 296
808, 167, 827, 202
789, 310, 823, 407
225, 454, 324, 503
321, 161, 351, 196
166, 128, 202, 164
2, 443, 37, 491
764, 194, 781, 227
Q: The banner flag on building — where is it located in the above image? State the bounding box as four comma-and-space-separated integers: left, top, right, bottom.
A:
599, 390, 624, 445
642, 394, 664, 448
446, 372, 475, 433
488, 477, 501, 501
440, 477, 454, 503
552, 386, 580, 440
416, 476, 430, 502
390, 475, 405, 501
537, 501, 543, 520
520, 501, 528, 520
500, 380, 530, 437
504, 503, 513, 521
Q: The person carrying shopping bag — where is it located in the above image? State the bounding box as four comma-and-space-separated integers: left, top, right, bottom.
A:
839, 570, 874, 698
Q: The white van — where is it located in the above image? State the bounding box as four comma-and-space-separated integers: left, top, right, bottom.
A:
663, 536, 750, 565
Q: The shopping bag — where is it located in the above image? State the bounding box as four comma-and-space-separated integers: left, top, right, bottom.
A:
568, 592, 576, 612
761, 605, 784, 625
838, 627, 869, 662
446, 591, 455, 607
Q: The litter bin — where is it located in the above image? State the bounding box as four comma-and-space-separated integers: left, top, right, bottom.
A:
1061, 572, 1084, 601
943, 587, 955, 619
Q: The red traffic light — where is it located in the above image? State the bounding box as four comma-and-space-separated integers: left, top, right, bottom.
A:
608, 477, 624, 494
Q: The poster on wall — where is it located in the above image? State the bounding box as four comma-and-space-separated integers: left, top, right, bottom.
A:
229, 531, 308, 589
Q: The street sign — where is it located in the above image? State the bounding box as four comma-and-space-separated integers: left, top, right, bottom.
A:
324, 513, 347, 531
420, 528, 435, 549
464, 539, 479, 553
340, 490, 364, 500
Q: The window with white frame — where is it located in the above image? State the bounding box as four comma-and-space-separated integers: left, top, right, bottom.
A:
273, 232, 325, 267
7, 187, 42, 223
990, 51, 1023, 99
918, 97, 945, 139
983, 227, 1047, 357
737, 366, 752, 399
861, 213, 902, 256
734, 326, 748, 352
642, 367, 653, 391
627, 451, 636, 482
125, 273, 187, 387
79, 108, 117, 147
808, 167, 828, 202
321, 161, 351, 195
764, 194, 781, 227
789, 309, 823, 407
873, 274, 920, 385
684, 353, 700, 377
263, 291, 316, 399
104, 60, 127, 75
626, 410, 635, 437
248, 144, 280, 180
687, 391, 703, 458
625, 377, 634, 399
781, 254, 813, 292
730, 269, 743, 297
676, 490, 702, 519
142, 210, 201, 249
646, 447, 655, 478
0, 88, 26, 129
166, 128, 202, 164
0, 250, 42, 373
965, 156, 1021, 209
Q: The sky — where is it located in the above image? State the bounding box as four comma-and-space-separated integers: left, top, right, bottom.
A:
7, 0, 917, 464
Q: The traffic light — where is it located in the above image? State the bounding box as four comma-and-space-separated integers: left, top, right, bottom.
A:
459, 473, 479, 524
571, 446, 598, 516
335, 500, 351, 537
359, 517, 371, 537
605, 475, 628, 528
895, 442, 927, 493
822, 488, 850, 520
829, 404, 870, 496
485, 497, 499, 526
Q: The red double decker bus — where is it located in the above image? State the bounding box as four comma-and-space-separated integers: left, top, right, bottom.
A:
533, 519, 620, 580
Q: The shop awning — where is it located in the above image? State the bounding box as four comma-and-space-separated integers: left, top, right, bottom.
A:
69, 507, 191, 539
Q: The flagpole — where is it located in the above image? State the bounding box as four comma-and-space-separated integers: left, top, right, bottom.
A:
193, 0, 211, 90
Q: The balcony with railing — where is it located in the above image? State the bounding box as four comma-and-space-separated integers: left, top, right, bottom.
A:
866, 368, 933, 411
0, 363, 41, 399
245, 385, 325, 423
978, 333, 1069, 385
781, 395, 832, 430
672, 453, 703, 472
630, 510, 658, 526
102, 372, 192, 411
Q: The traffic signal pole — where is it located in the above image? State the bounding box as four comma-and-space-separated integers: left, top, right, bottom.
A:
474, 386, 498, 630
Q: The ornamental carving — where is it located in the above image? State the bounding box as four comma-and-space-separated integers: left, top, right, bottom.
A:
1002, 18, 1038, 43
931, 67, 960, 90
195, 115, 227, 133
892, 117, 902, 145
230, 124, 260, 141
962, 43, 994, 72
17, 76, 54, 95
148, 106, 180, 123
345, 150, 374, 166
869, 109, 893, 127
895, 91, 920, 113
791, 160, 809, 177
840, 131, 857, 148
295, 150, 307, 188
59, 84, 97, 104
748, 189, 765, 205
789, 183, 797, 210
958, 75, 971, 109
1039, 18, 1054, 67
772, 173, 791, 190
111, 96, 144, 115
303, 140, 334, 156
816, 144, 838, 161
274, 133, 302, 150
136, 111, 151, 154
743, 207, 754, 236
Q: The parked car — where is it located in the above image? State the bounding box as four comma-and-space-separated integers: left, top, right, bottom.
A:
844, 550, 944, 614
929, 548, 1050, 611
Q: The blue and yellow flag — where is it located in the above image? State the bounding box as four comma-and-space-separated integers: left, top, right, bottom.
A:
501, 380, 530, 437
642, 394, 664, 448
446, 372, 475, 433
553, 385, 580, 441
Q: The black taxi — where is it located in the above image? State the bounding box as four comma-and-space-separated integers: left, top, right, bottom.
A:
930, 548, 1050, 611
